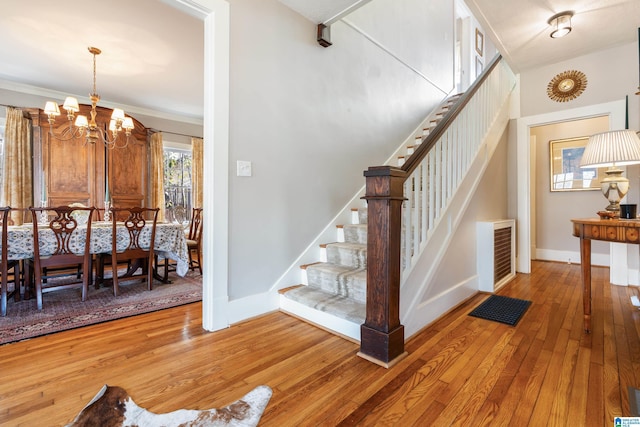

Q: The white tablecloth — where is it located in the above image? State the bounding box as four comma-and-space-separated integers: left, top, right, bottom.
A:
4, 222, 190, 276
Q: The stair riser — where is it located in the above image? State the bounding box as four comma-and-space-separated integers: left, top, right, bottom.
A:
326, 245, 366, 268
342, 224, 367, 244
305, 267, 366, 304
358, 208, 367, 224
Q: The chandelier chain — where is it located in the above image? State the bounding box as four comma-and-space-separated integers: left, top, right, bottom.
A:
43, 46, 133, 149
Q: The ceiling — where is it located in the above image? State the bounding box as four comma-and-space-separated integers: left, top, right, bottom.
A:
0, 0, 637, 124
0, 0, 203, 122
466, 0, 639, 72
282, 0, 640, 73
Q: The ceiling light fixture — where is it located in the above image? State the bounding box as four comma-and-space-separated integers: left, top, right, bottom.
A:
548, 11, 573, 38
43, 47, 133, 148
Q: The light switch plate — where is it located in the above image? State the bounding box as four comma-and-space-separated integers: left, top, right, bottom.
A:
237, 160, 252, 177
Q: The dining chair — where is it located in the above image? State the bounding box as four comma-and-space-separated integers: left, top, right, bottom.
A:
187, 208, 203, 274
154, 207, 202, 280
26, 206, 95, 310
96, 207, 159, 296
1, 207, 21, 316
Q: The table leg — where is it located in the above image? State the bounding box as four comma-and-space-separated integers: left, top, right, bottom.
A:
579, 237, 592, 333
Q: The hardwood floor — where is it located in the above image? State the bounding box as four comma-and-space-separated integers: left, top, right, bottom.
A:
1, 261, 639, 426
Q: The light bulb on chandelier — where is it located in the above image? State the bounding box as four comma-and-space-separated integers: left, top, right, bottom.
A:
43, 47, 134, 149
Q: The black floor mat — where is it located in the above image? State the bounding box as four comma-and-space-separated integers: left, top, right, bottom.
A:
468, 295, 531, 326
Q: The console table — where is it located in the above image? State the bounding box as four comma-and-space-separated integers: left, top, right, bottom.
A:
571, 218, 640, 333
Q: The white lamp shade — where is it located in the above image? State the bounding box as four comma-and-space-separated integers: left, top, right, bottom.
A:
122, 117, 134, 130
580, 130, 640, 168
62, 97, 80, 112
109, 119, 116, 131
44, 101, 60, 116
74, 115, 89, 128
111, 108, 125, 121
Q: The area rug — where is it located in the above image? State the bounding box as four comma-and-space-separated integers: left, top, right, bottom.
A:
468, 294, 531, 326
66, 384, 272, 427
0, 271, 202, 345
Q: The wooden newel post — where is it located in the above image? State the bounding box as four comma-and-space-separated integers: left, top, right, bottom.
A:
358, 166, 408, 368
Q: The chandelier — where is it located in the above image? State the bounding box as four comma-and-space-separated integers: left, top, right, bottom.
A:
43, 47, 133, 148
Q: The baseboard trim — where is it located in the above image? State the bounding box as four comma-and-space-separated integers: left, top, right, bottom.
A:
279, 294, 361, 342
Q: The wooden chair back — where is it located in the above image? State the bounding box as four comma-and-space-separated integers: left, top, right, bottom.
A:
28, 206, 95, 310
186, 208, 203, 274
105, 207, 159, 296
188, 208, 203, 242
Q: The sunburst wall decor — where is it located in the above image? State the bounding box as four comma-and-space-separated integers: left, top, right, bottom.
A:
547, 70, 587, 102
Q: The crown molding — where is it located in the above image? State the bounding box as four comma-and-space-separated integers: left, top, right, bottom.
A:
0, 78, 203, 126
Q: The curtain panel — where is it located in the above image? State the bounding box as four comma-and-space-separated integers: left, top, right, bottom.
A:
150, 132, 165, 222
1, 107, 32, 225
191, 137, 203, 210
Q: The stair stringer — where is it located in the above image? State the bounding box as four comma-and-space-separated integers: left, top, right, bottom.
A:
399, 97, 512, 339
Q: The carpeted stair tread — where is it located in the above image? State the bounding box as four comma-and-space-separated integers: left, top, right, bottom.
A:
326, 242, 367, 268
281, 285, 365, 324
305, 263, 366, 303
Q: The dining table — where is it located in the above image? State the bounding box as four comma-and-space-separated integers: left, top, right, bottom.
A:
4, 221, 190, 278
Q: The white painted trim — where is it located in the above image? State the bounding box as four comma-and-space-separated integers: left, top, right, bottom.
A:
516, 99, 626, 274
168, 0, 230, 332
279, 295, 361, 341
227, 291, 280, 325
323, 0, 374, 25
610, 243, 628, 286
535, 248, 610, 267
404, 274, 478, 338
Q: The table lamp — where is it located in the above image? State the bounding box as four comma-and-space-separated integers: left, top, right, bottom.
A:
580, 129, 640, 216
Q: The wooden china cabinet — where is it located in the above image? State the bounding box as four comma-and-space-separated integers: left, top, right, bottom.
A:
28, 104, 149, 210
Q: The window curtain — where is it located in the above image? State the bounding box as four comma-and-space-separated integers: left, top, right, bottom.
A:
150, 131, 165, 222
191, 137, 203, 209
1, 107, 32, 225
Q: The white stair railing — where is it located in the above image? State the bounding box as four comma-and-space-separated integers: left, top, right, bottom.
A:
400, 57, 516, 278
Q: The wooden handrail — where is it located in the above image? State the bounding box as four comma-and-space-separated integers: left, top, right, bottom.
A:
402, 54, 502, 175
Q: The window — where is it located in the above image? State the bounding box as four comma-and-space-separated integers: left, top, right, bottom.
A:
163, 146, 192, 224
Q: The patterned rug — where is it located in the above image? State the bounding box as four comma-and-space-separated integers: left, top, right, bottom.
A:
0, 271, 202, 345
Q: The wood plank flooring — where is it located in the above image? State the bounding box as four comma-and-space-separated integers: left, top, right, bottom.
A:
1, 260, 639, 426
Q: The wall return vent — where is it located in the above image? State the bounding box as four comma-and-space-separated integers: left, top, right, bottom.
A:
477, 220, 516, 292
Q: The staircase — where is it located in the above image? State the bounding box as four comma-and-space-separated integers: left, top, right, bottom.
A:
280, 57, 516, 352
279, 96, 460, 341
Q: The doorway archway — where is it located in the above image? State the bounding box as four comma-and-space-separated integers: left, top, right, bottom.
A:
166, 0, 230, 331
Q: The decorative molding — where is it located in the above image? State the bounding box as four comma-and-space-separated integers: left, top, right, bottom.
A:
0, 79, 204, 126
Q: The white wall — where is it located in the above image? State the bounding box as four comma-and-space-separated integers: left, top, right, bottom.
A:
227, 0, 457, 299
516, 41, 639, 275
519, 42, 639, 123
531, 117, 611, 265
